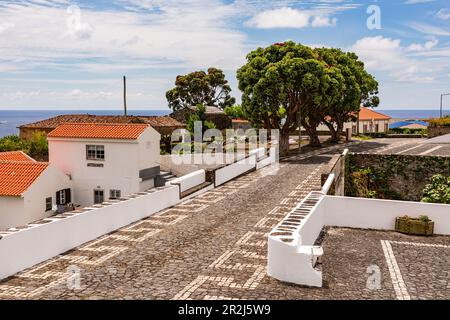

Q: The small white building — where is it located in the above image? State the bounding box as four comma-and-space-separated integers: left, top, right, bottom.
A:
0, 151, 73, 230
48, 123, 161, 207
316, 107, 391, 135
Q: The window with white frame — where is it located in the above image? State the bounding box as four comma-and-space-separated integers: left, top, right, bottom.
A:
109, 189, 121, 199
86, 145, 105, 160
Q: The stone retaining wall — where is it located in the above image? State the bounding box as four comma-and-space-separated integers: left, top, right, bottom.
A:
345, 153, 450, 201
428, 126, 450, 138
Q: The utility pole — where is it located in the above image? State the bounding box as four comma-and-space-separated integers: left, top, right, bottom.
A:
440, 93, 450, 119
123, 75, 127, 117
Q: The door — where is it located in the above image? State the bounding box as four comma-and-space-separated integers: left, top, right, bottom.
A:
94, 189, 104, 204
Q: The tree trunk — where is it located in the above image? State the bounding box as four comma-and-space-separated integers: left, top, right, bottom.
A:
305, 126, 321, 147
279, 133, 290, 155
324, 121, 339, 143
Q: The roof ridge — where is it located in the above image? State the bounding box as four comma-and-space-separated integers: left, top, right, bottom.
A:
361, 107, 391, 118
0, 160, 48, 165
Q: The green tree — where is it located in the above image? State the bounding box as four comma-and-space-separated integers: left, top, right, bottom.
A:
186, 104, 216, 134
237, 41, 342, 152
318, 48, 379, 143
224, 104, 245, 119
28, 132, 49, 161
166, 68, 235, 111
421, 174, 450, 204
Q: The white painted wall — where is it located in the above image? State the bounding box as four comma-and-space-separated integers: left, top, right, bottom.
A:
160, 154, 200, 176
323, 196, 450, 235
268, 193, 450, 287
215, 154, 257, 186
0, 165, 72, 230
0, 186, 179, 280
48, 126, 160, 207
0, 197, 24, 230
169, 170, 205, 193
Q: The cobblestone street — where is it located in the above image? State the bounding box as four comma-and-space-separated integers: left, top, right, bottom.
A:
0, 140, 448, 300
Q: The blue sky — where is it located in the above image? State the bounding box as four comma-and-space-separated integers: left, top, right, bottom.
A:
0, 0, 450, 111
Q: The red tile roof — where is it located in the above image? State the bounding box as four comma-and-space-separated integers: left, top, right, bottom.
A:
0, 161, 49, 196
359, 107, 391, 121
47, 123, 150, 140
0, 151, 35, 162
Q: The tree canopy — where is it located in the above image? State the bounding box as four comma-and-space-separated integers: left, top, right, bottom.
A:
166, 67, 235, 111
236, 41, 378, 153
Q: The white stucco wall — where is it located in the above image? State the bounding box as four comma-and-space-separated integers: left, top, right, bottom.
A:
0, 185, 179, 280
48, 126, 161, 207
169, 170, 206, 193
323, 196, 450, 235
268, 193, 450, 287
0, 165, 72, 230
215, 154, 257, 186
0, 197, 24, 230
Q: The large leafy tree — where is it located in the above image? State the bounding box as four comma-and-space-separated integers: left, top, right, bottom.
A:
237, 41, 343, 152
318, 48, 379, 143
166, 67, 235, 111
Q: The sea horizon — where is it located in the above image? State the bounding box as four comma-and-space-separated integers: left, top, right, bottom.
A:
0, 108, 449, 138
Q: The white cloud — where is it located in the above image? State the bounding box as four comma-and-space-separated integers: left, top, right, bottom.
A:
408, 22, 450, 36
245, 7, 338, 29
436, 8, 450, 20
406, 38, 439, 52
311, 16, 337, 27
0, 0, 249, 73
69, 89, 82, 97
351, 36, 436, 83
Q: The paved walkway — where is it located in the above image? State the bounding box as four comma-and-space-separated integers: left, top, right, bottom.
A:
0, 139, 448, 300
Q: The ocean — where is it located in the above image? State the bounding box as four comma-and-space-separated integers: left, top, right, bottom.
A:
0, 109, 449, 138
0, 109, 171, 138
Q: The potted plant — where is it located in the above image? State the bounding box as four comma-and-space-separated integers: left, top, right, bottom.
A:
395, 215, 434, 236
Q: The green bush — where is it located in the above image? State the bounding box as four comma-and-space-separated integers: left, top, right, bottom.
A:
28, 132, 48, 161
428, 116, 450, 127
0, 135, 27, 152
421, 174, 450, 204
0, 133, 49, 161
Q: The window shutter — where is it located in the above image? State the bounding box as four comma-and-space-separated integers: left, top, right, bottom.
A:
65, 189, 71, 204
56, 191, 61, 205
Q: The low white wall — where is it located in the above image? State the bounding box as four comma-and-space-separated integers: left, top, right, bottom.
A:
323, 196, 450, 235
249, 147, 266, 161
215, 154, 257, 186
0, 186, 180, 280
160, 154, 200, 176
268, 193, 450, 287
169, 169, 205, 193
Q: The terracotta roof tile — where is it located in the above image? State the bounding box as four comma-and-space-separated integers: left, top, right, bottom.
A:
359, 107, 391, 121
0, 161, 49, 196
47, 123, 150, 140
0, 151, 35, 162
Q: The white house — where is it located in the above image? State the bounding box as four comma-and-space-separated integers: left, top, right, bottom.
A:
315, 107, 391, 136
0, 151, 73, 230
47, 123, 161, 207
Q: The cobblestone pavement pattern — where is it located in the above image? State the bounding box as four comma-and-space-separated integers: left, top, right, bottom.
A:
0, 140, 448, 299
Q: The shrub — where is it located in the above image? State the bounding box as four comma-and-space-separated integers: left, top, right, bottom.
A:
0, 135, 27, 152
428, 116, 450, 128
421, 174, 450, 204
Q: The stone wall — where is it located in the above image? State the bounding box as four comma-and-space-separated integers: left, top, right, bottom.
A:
428, 126, 450, 138
345, 153, 450, 201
